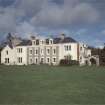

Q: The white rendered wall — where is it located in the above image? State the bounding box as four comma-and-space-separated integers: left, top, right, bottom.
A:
58, 43, 78, 62
15, 46, 28, 65
1, 45, 15, 65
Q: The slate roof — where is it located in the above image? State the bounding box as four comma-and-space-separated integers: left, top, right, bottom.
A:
53, 37, 77, 44
16, 40, 32, 46
0, 42, 13, 49
16, 36, 77, 46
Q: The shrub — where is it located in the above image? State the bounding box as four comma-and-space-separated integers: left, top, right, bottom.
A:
59, 59, 79, 66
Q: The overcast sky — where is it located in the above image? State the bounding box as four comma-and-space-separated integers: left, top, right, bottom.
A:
0, 0, 105, 47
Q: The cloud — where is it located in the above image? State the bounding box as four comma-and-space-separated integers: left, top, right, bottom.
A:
0, 0, 15, 7
31, 0, 99, 29
16, 21, 37, 38
0, 0, 100, 33
75, 29, 88, 35
101, 30, 105, 35
15, 0, 48, 18
0, 0, 104, 47
0, 7, 16, 32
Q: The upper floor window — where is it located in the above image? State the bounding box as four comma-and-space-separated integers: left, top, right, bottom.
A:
30, 50, 32, 54
69, 46, 71, 50
17, 48, 22, 53
47, 49, 50, 54
35, 49, 38, 54
53, 49, 56, 54
65, 45, 71, 51
6, 51, 8, 55
41, 49, 44, 54
21, 48, 22, 53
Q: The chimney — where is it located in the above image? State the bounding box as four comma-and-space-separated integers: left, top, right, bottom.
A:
60, 33, 66, 40
30, 35, 36, 40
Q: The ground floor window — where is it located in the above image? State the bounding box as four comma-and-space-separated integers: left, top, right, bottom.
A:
30, 59, 33, 64
53, 58, 56, 62
80, 56, 82, 62
40, 58, 44, 64
64, 55, 72, 60
47, 58, 50, 63
5, 58, 9, 63
35, 58, 38, 64
17, 57, 22, 63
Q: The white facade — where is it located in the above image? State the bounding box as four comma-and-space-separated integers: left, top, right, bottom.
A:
79, 43, 91, 66
1, 45, 15, 65
58, 43, 78, 61
1, 45, 28, 65
1, 35, 91, 66
15, 46, 28, 65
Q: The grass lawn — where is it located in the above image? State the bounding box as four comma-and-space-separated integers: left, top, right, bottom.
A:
0, 65, 105, 105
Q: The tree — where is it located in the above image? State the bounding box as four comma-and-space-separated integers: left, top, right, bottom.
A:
103, 43, 105, 51
0, 46, 2, 64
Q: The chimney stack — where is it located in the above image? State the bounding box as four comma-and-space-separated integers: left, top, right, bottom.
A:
30, 35, 36, 40
60, 33, 66, 40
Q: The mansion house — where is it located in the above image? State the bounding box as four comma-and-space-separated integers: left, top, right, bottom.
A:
1, 34, 91, 66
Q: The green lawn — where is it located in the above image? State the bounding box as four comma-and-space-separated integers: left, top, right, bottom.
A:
0, 65, 105, 105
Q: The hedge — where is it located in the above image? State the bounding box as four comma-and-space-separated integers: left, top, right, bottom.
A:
59, 59, 79, 66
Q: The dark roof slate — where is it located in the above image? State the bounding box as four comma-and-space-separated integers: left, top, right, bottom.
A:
53, 37, 77, 44
16, 40, 32, 46
0, 42, 13, 49
16, 36, 77, 46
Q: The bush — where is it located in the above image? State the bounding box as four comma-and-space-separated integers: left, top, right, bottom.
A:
59, 59, 79, 66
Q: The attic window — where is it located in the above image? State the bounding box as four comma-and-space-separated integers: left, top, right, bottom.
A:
40, 40, 44, 44
50, 40, 53, 44
36, 40, 39, 45
46, 39, 49, 45
33, 41, 36, 45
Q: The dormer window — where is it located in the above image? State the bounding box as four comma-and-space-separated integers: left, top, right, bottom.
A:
40, 40, 44, 45
46, 39, 49, 45
33, 41, 36, 45
50, 39, 53, 44
36, 39, 39, 45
